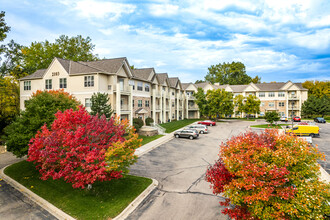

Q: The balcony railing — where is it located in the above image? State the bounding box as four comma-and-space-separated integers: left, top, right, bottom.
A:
288, 95, 299, 100
188, 105, 199, 110
120, 105, 130, 111
113, 85, 131, 94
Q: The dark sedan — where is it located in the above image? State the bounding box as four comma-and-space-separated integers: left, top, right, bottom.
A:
174, 129, 199, 140
314, 117, 326, 123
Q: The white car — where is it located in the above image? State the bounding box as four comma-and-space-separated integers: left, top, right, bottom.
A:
280, 116, 288, 122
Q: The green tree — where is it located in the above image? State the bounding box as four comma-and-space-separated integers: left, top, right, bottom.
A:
206, 89, 233, 119
265, 111, 280, 125
0, 11, 10, 54
0, 77, 20, 133
251, 76, 261, 84
243, 95, 260, 118
193, 87, 209, 117
234, 94, 245, 117
302, 95, 330, 118
3, 90, 80, 157
195, 79, 205, 84
21, 35, 99, 74
0, 40, 25, 79
90, 92, 114, 119
205, 61, 260, 85
302, 80, 330, 98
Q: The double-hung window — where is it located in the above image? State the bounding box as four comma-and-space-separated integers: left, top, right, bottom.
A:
59, 78, 67, 88
24, 81, 31, 91
138, 100, 142, 107
129, 80, 135, 90
84, 76, 94, 87
269, 102, 275, 107
259, 92, 265, 97
268, 92, 275, 97
85, 98, 91, 107
279, 102, 285, 107
145, 100, 150, 107
145, 83, 150, 92
278, 92, 285, 97
137, 82, 143, 91
45, 79, 52, 89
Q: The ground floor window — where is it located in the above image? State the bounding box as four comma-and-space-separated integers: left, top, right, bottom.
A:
85, 98, 91, 107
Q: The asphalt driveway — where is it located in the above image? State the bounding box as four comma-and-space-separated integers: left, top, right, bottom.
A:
127, 120, 258, 220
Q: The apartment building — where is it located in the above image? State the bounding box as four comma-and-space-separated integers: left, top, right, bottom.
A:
182, 83, 200, 119
19, 57, 190, 125
193, 82, 308, 118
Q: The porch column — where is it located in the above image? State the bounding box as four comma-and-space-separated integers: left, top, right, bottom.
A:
116, 82, 121, 118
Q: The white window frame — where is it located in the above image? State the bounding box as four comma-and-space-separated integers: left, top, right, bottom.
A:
138, 100, 142, 107
269, 102, 275, 107
145, 83, 150, 92
84, 76, 94, 87
279, 102, 285, 107
129, 80, 135, 90
278, 92, 285, 97
59, 78, 67, 89
259, 92, 265, 97
145, 100, 150, 107
85, 98, 91, 107
137, 82, 143, 91
24, 81, 31, 91
45, 79, 52, 90
268, 92, 275, 97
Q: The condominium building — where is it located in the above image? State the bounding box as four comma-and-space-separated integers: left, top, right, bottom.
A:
19, 57, 307, 124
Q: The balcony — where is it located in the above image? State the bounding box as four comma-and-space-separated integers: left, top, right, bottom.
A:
288, 95, 299, 100
113, 85, 131, 95
187, 95, 196, 100
188, 105, 199, 110
288, 106, 300, 110
120, 105, 131, 112
155, 105, 161, 110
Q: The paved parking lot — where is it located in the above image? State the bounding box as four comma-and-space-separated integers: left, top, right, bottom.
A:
313, 123, 330, 174
128, 120, 258, 220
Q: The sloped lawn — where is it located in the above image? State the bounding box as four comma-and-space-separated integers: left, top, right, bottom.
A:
5, 160, 152, 220
160, 119, 200, 133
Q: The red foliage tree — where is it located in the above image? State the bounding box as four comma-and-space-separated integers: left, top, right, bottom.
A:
206, 129, 329, 219
28, 107, 141, 189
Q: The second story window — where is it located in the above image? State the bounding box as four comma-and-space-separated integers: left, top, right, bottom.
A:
85, 98, 91, 107
145, 100, 150, 107
137, 82, 143, 91
84, 76, 94, 87
129, 80, 135, 90
268, 92, 275, 97
59, 78, 67, 88
138, 100, 142, 107
24, 81, 31, 91
259, 92, 265, 97
45, 79, 52, 89
278, 92, 285, 97
145, 83, 150, 92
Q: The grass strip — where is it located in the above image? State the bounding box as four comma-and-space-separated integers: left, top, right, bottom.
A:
160, 119, 200, 133
139, 135, 164, 145
250, 124, 288, 129
4, 160, 152, 220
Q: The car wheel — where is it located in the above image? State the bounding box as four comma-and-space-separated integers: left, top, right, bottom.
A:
200, 131, 204, 134
189, 135, 194, 140
210, 124, 213, 127
175, 134, 179, 138
309, 133, 315, 138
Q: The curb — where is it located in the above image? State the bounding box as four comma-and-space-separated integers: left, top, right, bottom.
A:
113, 178, 158, 220
0, 165, 75, 220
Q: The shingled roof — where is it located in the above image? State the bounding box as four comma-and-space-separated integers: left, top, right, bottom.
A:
20, 69, 47, 80
255, 82, 286, 91
168, 77, 179, 88
156, 73, 169, 84
195, 82, 213, 89
132, 68, 154, 82
79, 57, 126, 74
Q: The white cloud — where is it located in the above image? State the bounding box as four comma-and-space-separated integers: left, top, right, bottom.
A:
149, 4, 179, 16
287, 29, 330, 50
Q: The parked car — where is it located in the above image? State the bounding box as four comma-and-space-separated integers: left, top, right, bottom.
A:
292, 116, 301, 122
174, 129, 199, 140
197, 120, 216, 126
285, 125, 319, 137
185, 125, 208, 134
314, 117, 326, 123
280, 116, 288, 122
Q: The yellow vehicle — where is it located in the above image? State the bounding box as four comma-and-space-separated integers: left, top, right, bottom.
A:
286, 125, 319, 137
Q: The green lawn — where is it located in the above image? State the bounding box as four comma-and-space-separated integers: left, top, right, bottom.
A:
139, 135, 164, 145
160, 119, 200, 133
5, 161, 152, 220
250, 124, 288, 129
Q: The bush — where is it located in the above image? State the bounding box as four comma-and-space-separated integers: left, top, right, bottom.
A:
133, 118, 144, 132
4, 90, 80, 157
145, 117, 154, 126
28, 107, 141, 189
265, 111, 280, 125
206, 129, 330, 219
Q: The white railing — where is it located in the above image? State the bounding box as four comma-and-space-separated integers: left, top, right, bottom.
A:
151, 122, 166, 135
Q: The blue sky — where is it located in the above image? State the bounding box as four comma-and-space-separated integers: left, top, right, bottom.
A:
2, 0, 330, 83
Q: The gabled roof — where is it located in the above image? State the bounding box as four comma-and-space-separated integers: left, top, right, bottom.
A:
132, 68, 155, 82
20, 69, 47, 80
168, 77, 179, 88
214, 84, 228, 90
255, 82, 286, 91
195, 82, 215, 90
79, 57, 127, 74
228, 85, 249, 93
156, 73, 169, 84
293, 83, 308, 91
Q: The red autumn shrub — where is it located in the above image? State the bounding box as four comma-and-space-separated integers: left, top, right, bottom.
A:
206, 129, 330, 219
27, 107, 141, 189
